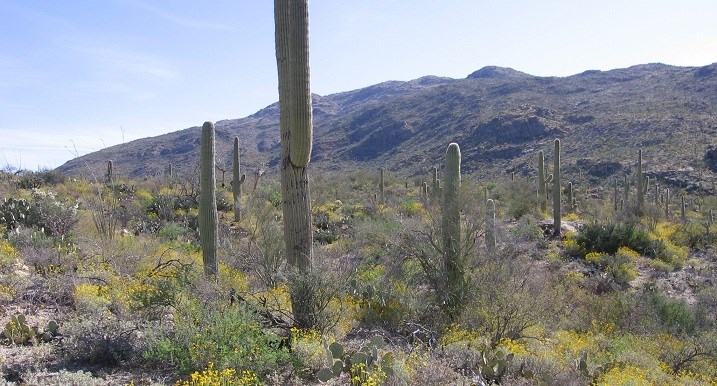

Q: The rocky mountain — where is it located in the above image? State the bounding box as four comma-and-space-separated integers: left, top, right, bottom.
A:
57, 63, 717, 192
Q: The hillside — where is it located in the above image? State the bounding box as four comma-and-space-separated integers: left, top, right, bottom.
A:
57, 63, 717, 192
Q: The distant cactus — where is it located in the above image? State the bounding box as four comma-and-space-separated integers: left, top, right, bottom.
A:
552, 139, 561, 237
623, 175, 629, 211
106, 160, 113, 183
665, 188, 670, 218
379, 167, 385, 205
199, 122, 218, 276
636, 149, 645, 214
443, 143, 464, 313
485, 199, 496, 255
538, 150, 552, 213
232, 137, 246, 222
614, 177, 619, 211
168, 162, 173, 178
681, 195, 686, 220
567, 182, 577, 212
432, 166, 441, 199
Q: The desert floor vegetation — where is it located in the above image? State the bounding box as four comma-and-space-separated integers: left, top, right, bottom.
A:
0, 166, 716, 385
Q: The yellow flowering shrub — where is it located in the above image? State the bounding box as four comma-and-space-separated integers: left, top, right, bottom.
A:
218, 263, 249, 294
175, 363, 261, 386
595, 363, 651, 386
350, 362, 386, 386
73, 283, 112, 313
0, 240, 17, 269
290, 328, 326, 370
441, 324, 481, 347
499, 338, 529, 356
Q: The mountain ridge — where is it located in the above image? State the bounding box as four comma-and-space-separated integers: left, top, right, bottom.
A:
57, 62, 717, 193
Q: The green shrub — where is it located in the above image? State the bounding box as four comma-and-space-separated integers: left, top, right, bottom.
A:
647, 288, 696, 334
576, 222, 665, 258
583, 249, 637, 288
157, 222, 185, 241
145, 301, 291, 376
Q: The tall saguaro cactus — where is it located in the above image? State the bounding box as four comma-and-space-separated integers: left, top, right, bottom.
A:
232, 137, 246, 222
379, 167, 385, 205
432, 166, 441, 199
275, 0, 315, 328
552, 139, 561, 237
537, 150, 552, 213
636, 149, 645, 215
199, 122, 218, 276
485, 199, 496, 256
107, 160, 114, 183
443, 143, 463, 313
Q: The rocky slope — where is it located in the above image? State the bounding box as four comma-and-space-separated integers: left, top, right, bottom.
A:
57, 63, 717, 192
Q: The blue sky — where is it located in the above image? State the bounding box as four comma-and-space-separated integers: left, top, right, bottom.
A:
1, 0, 716, 170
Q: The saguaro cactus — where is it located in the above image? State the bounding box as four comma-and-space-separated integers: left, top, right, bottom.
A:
665, 188, 670, 218
199, 122, 218, 276
379, 167, 385, 205
567, 182, 577, 212
232, 137, 246, 222
485, 199, 496, 256
443, 143, 463, 313
614, 177, 619, 211
107, 160, 113, 183
275, 0, 315, 328
636, 149, 645, 215
432, 166, 441, 199
538, 150, 552, 213
552, 139, 561, 237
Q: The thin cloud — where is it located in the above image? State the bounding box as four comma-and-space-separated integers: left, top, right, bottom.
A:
74, 46, 178, 79
123, 0, 234, 31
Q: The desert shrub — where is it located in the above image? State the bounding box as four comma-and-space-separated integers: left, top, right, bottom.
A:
399, 199, 425, 217
583, 247, 638, 288
670, 222, 716, 249
157, 222, 185, 241
145, 301, 291, 377
576, 222, 665, 258
652, 292, 697, 335
61, 315, 142, 367
144, 192, 177, 222
18, 370, 108, 386
502, 179, 539, 220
